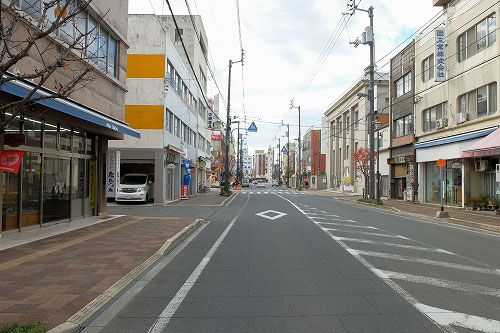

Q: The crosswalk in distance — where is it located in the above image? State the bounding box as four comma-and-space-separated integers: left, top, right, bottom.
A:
243, 189, 307, 195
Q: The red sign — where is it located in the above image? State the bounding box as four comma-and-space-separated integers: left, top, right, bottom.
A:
211, 130, 221, 140
0, 150, 24, 174
436, 159, 446, 168
181, 185, 189, 199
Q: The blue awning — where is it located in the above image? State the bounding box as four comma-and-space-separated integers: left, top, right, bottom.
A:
1, 75, 140, 139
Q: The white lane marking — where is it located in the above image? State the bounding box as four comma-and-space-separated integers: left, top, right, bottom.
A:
324, 228, 407, 240
332, 236, 446, 253
318, 222, 377, 229
415, 303, 500, 333
275, 194, 451, 333
147, 197, 250, 333
356, 250, 500, 275
255, 210, 287, 220
381, 270, 500, 297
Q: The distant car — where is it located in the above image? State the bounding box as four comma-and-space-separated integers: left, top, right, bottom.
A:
272, 180, 279, 187
116, 173, 154, 203
242, 178, 250, 187
256, 181, 265, 188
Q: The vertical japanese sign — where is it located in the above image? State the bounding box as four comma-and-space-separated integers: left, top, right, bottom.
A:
207, 98, 213, 129
106, 151, 120, 198
89, 160, 96, 209
213, 93, 219, 117
435, 27, 446, 82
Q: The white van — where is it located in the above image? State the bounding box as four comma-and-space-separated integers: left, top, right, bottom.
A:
115, 173, 154, 203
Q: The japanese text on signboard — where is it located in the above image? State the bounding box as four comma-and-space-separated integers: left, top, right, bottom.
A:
435, 27, 446, 82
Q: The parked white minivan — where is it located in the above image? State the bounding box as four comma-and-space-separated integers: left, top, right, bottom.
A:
115, 173, 154, 203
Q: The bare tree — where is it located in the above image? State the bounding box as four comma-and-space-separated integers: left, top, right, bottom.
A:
0, 0, 102, 134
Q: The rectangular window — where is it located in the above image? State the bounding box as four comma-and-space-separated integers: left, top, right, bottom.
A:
166, 110, 172, 133
489, 82, 497, 114
477, 19, 487, 51
458, 33, 466, 62
354, 111, 359, 129
395, 118, 403, 137
174, 117, 180, 137
60, 1, 75, 44
459, 94, 467, 116
477, 85, 488, 117
394, 77, 403, 98
403, 72, 411, 93
175, 29, 183, 41
422, 54, 434, 82
98, 28, 108, 70
21, 0, 42, 20
87, 15, 98, 63
423, 107, 436, 132
108, 36, 117, 77
404, 114, 413, 135
346, 116, 350, 133
489, 14, 497, 46
200, 66, 207, 91
176, 74, 182, 96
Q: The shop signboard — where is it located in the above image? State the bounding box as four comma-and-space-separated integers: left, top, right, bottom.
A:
89, 160, 96, 209
106, 151, 120, 198
211, 130, 222, 140
181, 185, 189, 199
0, 150, 24, 174
435, 27, 446, 82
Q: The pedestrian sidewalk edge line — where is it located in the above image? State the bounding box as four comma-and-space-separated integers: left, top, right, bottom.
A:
48, 218, 204, 333
337, 197, 500, 234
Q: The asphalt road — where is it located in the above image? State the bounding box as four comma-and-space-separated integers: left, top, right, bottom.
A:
83, 185, 500, 332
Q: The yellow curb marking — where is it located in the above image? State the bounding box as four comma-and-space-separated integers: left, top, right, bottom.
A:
0, 217, 147, 272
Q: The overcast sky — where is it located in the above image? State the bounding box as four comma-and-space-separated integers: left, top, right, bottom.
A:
129, 0, 441, 156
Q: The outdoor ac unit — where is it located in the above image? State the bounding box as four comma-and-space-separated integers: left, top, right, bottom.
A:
456, 113, 465, 124
475, 160, 489, 172
436, 118, 448, 129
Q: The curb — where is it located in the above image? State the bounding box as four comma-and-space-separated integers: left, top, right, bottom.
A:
339, 198, 500, 233
48, 218, 204, 333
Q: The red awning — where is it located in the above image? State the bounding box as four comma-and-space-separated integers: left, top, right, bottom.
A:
462, 127, 500, 158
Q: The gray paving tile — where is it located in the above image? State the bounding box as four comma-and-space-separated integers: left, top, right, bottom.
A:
103, 317, 157, 333
187, 281, 248, 297
116, 297, 169, 318
249, 280, 322, 296
288, 294, 378, 316
339, 314, 442, 333
166, 317, 247, 333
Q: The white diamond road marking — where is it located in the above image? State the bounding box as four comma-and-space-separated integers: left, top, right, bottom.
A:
255, 210, 287, 220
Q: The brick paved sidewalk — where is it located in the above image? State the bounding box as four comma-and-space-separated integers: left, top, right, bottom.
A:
304, 189, 500, 232
0, 215, 197, 330
166, 189, 232, 206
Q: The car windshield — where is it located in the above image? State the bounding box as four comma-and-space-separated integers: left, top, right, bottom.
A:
120, 175, 147, 185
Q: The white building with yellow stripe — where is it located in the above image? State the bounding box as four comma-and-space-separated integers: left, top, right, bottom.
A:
110, 14, 207, 202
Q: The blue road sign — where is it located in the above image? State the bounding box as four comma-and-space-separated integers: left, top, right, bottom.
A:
281, 146, 288, 153
248, 122, 258, 132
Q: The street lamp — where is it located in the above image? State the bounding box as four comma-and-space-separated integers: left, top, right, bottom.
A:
374, 119, 381, 202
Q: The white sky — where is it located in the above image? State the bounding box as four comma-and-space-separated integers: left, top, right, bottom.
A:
129, 0, 441, 155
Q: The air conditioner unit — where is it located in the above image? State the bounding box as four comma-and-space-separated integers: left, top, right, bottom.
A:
475, 160, 489, 172
456, 113, 465, 124
436, 118, 448, 129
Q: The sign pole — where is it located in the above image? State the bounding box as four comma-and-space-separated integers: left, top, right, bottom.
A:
436, 158, 449, 218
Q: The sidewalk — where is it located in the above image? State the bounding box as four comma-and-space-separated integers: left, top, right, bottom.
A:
0, 215, 201, 331
166, 188, 232, 206
304, 188, 500, 232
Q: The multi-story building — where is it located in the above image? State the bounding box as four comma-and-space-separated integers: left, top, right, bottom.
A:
1, 0, 137, 232
253, 149, 271, 181
325, 72, 389, 195
415, 0, 500, 207
110, 14, 202, 202
302, 129, 326, 187
389, 40, 417, 201
162, 15, 212, 191
375, 123, 391, 198
241, 147, 252, 177
210, 120, 225, 186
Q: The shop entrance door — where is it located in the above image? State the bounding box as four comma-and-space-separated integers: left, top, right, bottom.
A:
43, 156, 70, 223
167, 168, 174, 201
396, 178, 406, 200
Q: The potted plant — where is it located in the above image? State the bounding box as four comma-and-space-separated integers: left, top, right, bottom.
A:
479, 194, 489, 210
470, 198, 479, 210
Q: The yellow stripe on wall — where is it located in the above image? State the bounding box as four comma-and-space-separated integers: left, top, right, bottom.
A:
127, 54, 165, 78
125, 105, 164, 129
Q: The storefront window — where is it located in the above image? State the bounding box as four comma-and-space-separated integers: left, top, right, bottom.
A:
86, 134, 96, 155
2, 117, 21, 231
71, 158, 85, 218
22, 152, 41, 227
24, 115, 42, 147
44, 119, 58, 150
73, 129, 85, 154
42, 157, 70, 223
60, 125, 72, 151
85, 159, 96, 216
425, 162, 441, 204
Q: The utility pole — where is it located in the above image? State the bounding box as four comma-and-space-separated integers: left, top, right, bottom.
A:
223, 58, 243, 193
278, 137, 281, 185
290, 100, 302, 190
350, 2, 375, 199
287, 123, 290, 188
